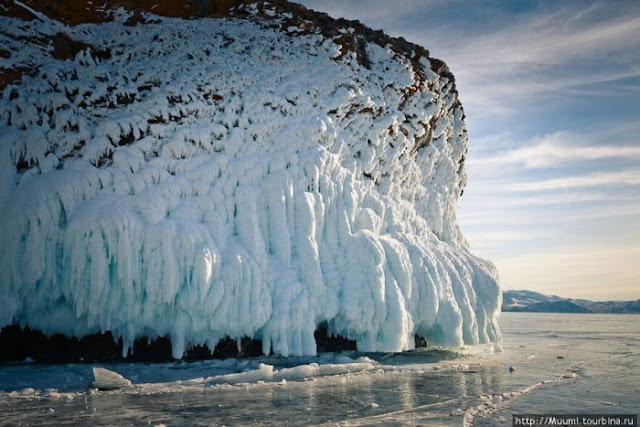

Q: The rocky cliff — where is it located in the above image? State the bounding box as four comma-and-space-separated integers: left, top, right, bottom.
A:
0, 0, 501, 359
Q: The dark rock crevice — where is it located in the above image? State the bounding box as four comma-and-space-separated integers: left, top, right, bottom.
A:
0, 324, 429, 363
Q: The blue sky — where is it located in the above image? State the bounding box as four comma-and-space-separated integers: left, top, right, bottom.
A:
296, 0, 640, 300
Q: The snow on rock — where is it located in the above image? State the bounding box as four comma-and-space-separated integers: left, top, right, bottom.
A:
0, 1, 501, 358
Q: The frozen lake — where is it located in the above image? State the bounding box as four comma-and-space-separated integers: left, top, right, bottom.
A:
1, 313, 638, 425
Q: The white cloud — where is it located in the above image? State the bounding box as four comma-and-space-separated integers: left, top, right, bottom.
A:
465, 230, 549, 243
461, 204, 640, 229
470, 132, 640, 169
492, 191, 638, 207
482, 15, 637, 66
488, 170, 640, 192
571, 204, 640, 220
434, 4, 640, 114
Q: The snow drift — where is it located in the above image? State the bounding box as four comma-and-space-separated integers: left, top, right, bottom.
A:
0, 0, 501, 358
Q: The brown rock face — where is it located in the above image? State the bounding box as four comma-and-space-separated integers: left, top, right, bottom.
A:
0, 0, 453, 90
1, 0, 242, 25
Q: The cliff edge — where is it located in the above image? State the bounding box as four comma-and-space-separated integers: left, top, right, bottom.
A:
0, 0, 501, 358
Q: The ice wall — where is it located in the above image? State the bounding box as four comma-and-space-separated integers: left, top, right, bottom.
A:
0, 3, 501, 358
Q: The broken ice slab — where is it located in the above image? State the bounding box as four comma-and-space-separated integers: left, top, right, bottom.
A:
91, 367, 133, 390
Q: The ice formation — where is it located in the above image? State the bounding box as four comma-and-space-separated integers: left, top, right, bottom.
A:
91, 367, 133, 390
0, 1, 501, 358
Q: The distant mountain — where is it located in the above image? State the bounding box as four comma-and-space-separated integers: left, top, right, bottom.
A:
518, 300, 590, 313
502, 290, 640, 314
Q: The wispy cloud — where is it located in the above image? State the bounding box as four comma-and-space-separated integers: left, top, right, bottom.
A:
431, 3, 640, 114
461, 203, 640, 228
465, 190, 638, 208
453, 13, 640, 68
488, 170, 640, 192
471, 132, 640, 169
497, 191, 637, 207
465, 230, 550, 243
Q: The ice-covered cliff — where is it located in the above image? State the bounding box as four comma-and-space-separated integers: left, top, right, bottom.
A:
0, 0, 501, 358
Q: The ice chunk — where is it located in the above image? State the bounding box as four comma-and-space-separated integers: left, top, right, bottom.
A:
91, 367, 133, 390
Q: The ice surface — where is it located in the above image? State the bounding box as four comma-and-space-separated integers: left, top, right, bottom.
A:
0, 6, 501, 358
125, 356, 382, 387
2, 314, 638, 426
